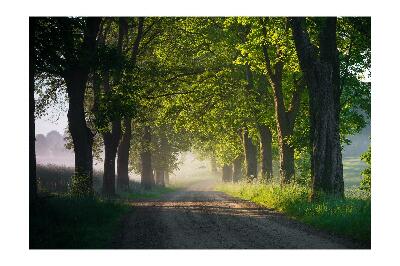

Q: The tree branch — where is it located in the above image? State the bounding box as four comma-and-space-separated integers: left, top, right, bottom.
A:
131, 17, 144, 64
145, 89, 201, 99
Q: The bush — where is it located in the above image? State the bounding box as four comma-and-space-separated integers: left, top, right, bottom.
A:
70, 173, 93, 197
294, 150, 312, 186
360, 146, 371, 192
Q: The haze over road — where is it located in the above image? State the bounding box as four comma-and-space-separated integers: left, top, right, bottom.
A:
112, 178, 363, 249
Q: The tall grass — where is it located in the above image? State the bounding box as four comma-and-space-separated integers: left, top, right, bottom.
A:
36, 164, 104, 193
216, 181, 371, 243
31, 165, 177, 248
36, 164, 177, 197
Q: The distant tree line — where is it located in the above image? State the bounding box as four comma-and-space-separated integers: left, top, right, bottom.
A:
35, 131, 71, 157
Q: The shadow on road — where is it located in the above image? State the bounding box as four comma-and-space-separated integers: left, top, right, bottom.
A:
111, 186, 368, 249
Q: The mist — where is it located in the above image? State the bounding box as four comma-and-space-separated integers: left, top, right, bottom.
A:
35, 131, 214, 181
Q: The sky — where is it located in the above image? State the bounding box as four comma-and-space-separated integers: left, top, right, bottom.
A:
35, 106, 68, 135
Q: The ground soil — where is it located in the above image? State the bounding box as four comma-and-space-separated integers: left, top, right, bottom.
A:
111, 178, 368, 249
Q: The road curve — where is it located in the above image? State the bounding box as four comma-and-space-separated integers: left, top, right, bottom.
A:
111, 178, 365, 249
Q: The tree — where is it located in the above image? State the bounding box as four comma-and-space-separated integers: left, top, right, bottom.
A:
242, 128, 258, 179
33, 17, 101, 196
117, 17, 145, 191
222, 164, 233, 182
64, 18, 102, 196
232, 154, 244, 182
236, 17, 305, 184
91, 18, 128, 196
32, 16, 371, 199
141, 125, 154, 189
290, 17, 344, 198
258, 124, 273, 180
30, 18, 37, 200
142, 17, 249, 182
253, 74, 275, 181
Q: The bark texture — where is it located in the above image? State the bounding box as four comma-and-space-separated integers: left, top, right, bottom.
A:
258, 125, 273, 181
232, 155, 244, 182
117, 118, 132, 190
290, 17, 344, 197
243, 129, 257, 179
66, 71, 95, 194
100, 65, 122, 195
102, 120, 121, 196
222, 165, 233, 182
141, 126, 154, 189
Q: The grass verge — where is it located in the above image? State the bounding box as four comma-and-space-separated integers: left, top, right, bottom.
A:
216, 181, 371, 243
118, 184, 177, 200
30, 195, 129, 249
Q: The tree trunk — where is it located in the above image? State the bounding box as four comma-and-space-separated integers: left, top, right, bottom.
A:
116, 18, 144, 191
164, 171, 169, 185
290, 17, 344, 197
279, 139, 295, 184
222, 164, 233, 182
232, 155, 243, 182
117, 118, 132, 190
104, 19, 129, 193
258, 125, 273, 181
155, 170, 165, 187
243, 129, 257, 179
102, 121, 121, 196
64, 18, 101, 196
29, 18, 37, 200
66, 71, 94, 196
260, 19, 304, 184
141, 126, 154, 189
101, 66, 122, 196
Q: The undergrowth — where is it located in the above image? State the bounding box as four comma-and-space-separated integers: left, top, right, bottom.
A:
30, 195, 129, 249
216, 181, 371, 243
31, 166, 179, 248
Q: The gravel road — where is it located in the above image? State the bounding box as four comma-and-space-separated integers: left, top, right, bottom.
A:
111, 178, 366, 249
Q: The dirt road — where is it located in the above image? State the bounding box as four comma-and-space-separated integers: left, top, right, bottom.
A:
111, 178, 364, 249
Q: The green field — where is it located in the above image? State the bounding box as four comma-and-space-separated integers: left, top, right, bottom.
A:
343, 157, 367, 188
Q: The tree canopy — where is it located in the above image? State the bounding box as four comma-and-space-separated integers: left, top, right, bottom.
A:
31, 16, 371, 197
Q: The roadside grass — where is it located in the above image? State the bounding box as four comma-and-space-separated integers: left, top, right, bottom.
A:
30, 195, 129, 249
32, 165, 180, 248
36, 164, 179, 200
216, 181, 371, 243
118, 181, 177, 200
